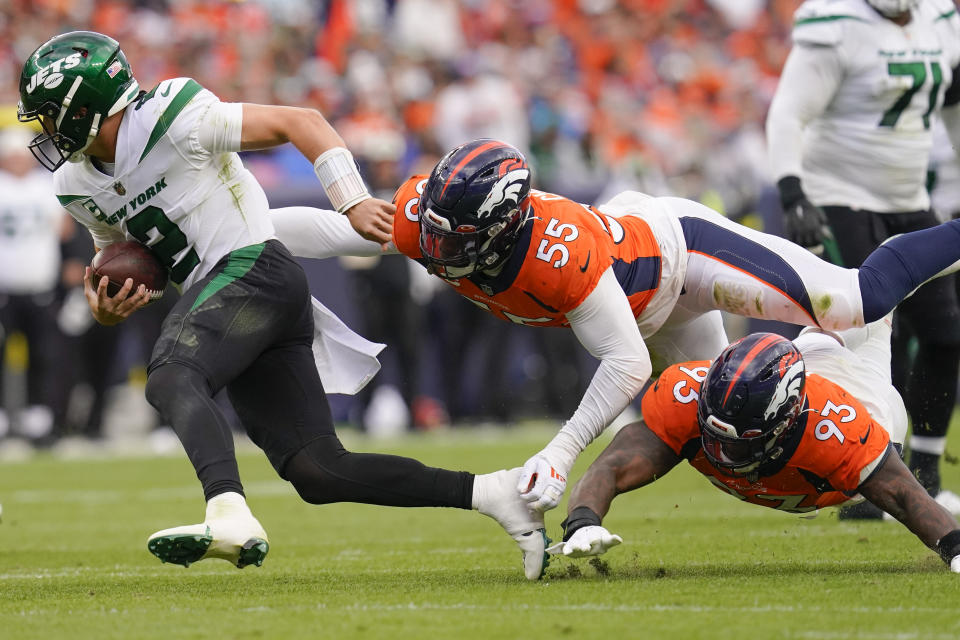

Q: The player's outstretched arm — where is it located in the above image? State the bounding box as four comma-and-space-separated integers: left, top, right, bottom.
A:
549, 422, 680, 557
238, 104, 392, 247
569, 421, 682, 519
82, 265, 152, 325
518, 269, 652, 512
270, 206, 399, 260
859, 451, 960, 571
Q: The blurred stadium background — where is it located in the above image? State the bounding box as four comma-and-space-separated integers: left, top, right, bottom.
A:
0, 0, 955, 453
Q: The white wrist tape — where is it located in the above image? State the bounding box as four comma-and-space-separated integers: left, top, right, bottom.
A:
313, 147, 372, 214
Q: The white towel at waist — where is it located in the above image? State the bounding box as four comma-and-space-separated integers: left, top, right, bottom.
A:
311, 297, 385, 395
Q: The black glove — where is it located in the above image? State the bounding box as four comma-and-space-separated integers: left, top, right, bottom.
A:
777, 175, 830, 255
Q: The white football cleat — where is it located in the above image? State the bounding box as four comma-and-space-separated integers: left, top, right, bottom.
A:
475, 468, 550, 580
934, 489, 960, 516
148, 492, 269, 568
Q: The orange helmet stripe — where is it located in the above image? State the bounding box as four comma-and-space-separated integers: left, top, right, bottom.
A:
439, 140, 508, 201
720, 334, 786, 405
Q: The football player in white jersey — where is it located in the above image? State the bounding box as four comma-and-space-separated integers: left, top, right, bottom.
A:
17, 31, 551, 581
0, 126, 69, 443
766, 0, 960, 517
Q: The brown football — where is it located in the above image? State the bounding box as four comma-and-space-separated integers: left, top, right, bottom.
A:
90, 241, 169, 301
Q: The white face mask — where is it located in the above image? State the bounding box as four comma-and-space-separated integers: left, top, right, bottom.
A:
865, 0, 918, 17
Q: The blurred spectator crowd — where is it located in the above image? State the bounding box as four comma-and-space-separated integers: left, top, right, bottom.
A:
0, 0, 812, 448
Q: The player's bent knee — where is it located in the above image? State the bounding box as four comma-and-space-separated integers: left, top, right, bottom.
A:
282, 438, 350, 505
145, 363, 209, 412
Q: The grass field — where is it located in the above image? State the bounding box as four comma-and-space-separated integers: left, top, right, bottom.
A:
1, 425, 959, 640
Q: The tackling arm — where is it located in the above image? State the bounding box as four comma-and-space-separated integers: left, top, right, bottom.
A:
518, 268, 652, 511
567, 421, 682, 521
270, 206, 399, 260
858, 451, 960, 570
550, 421, 681, 557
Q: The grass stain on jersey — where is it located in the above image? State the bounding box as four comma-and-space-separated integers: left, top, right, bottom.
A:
712, 282, 750, 316
218, 156, 247, 222
813, 293, 833, 319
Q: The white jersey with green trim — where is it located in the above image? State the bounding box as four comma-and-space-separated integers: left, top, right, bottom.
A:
791, 0, 960, 211
53, 77, 275, 292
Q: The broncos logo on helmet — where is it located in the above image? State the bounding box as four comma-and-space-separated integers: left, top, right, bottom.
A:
477, 168, 530, 220
763, 357, 804, 423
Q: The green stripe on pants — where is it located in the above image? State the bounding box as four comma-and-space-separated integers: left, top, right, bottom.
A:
190, 243, 266, 312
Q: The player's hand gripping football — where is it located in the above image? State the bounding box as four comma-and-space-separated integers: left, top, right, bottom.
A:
344, 197, 394, 249
83, 266, 152, 325
547, 525, 623, 558
518, 453, 568, 512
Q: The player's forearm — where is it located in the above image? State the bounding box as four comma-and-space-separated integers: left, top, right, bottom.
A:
270, 206, 395, 259
544, 353, 650, 469
546, 269, 652, 467
859, 453, 957, 550
568, 422, 680, 520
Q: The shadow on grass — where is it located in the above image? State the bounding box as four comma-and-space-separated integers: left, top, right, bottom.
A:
540, 551, 946, 582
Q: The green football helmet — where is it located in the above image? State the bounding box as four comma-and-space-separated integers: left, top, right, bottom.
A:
17, 31, 139, 171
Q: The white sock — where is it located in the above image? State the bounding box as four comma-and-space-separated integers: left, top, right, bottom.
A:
471, 472, 496, 511
205, 491, 249, 520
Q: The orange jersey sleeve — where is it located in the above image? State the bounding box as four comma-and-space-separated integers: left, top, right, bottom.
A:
643, 364, 892, 514
641, 361, 713, 455
391, 175, 430, 261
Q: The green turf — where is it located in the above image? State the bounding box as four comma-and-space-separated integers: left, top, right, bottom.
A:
1, 425, 958, 640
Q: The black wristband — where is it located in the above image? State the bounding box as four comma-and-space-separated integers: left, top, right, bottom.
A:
561, 506, 602, 542
776, 175, 804, 209
936, 529, 960, 564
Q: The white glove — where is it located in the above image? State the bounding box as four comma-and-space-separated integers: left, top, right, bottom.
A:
546, 525, 623, 558
951, 556, 960, 573
517, 453, 567, 512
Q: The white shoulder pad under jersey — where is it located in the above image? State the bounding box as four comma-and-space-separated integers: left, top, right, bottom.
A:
791, 0, 875, 47
54, 77, 274, 292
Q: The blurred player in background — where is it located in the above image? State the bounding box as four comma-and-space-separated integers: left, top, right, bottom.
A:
272, 137, 960, 516
0, 126, 70, 445
550, 323, 960, 574
18, 31, 550, 580
766, 0, 960, 516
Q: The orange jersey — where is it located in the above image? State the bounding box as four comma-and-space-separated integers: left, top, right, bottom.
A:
642, 361, 892, 513
392, 176, 662, 326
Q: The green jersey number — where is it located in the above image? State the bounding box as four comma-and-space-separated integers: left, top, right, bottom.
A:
126, 205, 200, 285
880, 61, 943, 129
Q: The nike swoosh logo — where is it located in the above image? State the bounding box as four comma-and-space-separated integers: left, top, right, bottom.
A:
579, 251, 591, 273
860, 425, 871, 444
159, 82, 171, 97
